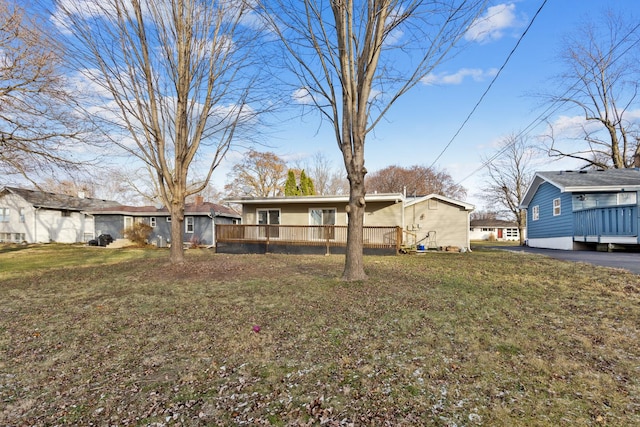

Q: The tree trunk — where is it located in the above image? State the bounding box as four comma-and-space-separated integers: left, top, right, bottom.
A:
169, 201, 185, 264
518, 209, 526, 246
342, 177, 367, 281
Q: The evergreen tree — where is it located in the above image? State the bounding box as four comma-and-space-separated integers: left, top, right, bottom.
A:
299, 170, 310, 195
284, 170, 300, 196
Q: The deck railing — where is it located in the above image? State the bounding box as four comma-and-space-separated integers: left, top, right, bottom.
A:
216, 224, 402, 250
573, 205, 638, 237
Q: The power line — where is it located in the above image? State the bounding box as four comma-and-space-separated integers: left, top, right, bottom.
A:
427, 0, 549, 170
456, 15, 640, 186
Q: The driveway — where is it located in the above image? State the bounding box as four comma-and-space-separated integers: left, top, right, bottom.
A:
493, 246, 640, 275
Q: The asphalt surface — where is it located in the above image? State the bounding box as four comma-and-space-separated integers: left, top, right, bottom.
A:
493, 245, 640, 275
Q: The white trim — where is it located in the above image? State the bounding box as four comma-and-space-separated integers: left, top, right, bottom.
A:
227, 193, 404, 205
598, 236, 639, 244
185, 216, 194, 233
527, 236, 574, 250
553, 198, 561, 216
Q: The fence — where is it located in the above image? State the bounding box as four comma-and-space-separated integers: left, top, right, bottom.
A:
216, 224, 402, 254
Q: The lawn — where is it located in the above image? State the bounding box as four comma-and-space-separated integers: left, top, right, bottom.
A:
1, 245, 639, 426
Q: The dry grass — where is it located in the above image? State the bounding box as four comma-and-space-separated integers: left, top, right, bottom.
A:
1, 246, 639, 426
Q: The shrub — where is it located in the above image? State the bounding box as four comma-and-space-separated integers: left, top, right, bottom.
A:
123, 222, 153, 246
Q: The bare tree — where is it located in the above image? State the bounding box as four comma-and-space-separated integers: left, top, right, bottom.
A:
367, 165, 467, 199
259, 0, 486, 280
52, 0, 266, 263
224, 150, 287, 197
296, 152, 348, 195
0, 1, 85, 182
483, 134, 537, 245
544, 9, 640, 169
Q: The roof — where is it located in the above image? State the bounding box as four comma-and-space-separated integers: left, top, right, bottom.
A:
470, 219, 518, 228
1, 186, 120, 211
404, 193, 475, 211
225, 193, 405, 205
520, 169, 640, 208
87, 201, 241, 218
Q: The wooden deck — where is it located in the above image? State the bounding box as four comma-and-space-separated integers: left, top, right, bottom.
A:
215, 224, 402, 255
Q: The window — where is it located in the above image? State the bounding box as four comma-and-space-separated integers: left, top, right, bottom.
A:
185, 216, 194, 233
61, 210, 71, 217
532, 205, 539, 221
310, 208, 336, 239
553, 198, 561, 216
150, 217, 156, 227
257, 209, 280, 238
19, 208, 25, 223
0, 208, 8, 222
166, 216, 171, 222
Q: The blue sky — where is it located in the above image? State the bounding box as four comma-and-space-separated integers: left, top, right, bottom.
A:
213, 0, 639, 209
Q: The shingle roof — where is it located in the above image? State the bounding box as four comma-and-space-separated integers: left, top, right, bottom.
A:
470, 219, 518, 228
520, 169, 640, 208
2, 186, 120, 211
537, 169, 640, 191
88, 202, 241, 218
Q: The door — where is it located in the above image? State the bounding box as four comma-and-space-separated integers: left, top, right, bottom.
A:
257, 209, 280, 238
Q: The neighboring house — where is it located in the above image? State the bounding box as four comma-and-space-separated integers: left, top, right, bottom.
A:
520, 169, 640, 250
0, 186, 120, 243
469, 219, 522, 241
220, 192, 474, 254
87, 196, 241, 247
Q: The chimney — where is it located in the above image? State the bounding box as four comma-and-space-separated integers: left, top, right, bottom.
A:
195, 195, 204, 206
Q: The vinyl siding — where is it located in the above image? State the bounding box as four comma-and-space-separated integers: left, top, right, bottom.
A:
243, 201, 402, 226
405, 198, 470, 248
527, 182, 573, 239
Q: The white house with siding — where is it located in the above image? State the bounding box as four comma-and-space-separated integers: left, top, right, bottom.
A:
0, 186, 119, 244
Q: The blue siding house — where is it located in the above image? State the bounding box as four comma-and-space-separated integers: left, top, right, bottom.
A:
87, 197, 240, 247
520, 169, 640, 250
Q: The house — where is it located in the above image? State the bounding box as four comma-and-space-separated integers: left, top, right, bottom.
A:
219, 192, 474, 254
469, 219, 521, 241
87, 196, 241, 247
0, 186, 120, 243
520, 169, 640, 250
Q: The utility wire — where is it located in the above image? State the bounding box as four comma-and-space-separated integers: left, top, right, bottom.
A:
427, 0, 549, 170
456, 16, 640, 186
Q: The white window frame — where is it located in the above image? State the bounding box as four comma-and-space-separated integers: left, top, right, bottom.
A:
150, 217, 156, 227
257, 208, 280, 239
185, 216, 194, 233
19, 208, 25, 223
166, 216, 171, 222
553, 198, 561, 216
309, 208, 336, 240
532, 205, 539, 221
0, 207, 8, 222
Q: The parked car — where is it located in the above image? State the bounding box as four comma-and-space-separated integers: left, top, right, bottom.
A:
88, 234, 114, 247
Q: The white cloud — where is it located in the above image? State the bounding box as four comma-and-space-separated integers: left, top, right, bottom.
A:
422, 68, 498, 85
465, 3, 520, 43
292, 87, 315, 105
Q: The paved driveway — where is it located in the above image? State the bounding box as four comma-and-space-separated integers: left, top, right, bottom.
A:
494, 246, 640, 275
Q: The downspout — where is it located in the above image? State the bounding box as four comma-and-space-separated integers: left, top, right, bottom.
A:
34, 206, 41, 243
